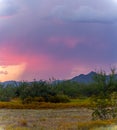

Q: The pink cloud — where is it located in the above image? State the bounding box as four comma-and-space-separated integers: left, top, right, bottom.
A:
48, 36, 83, 48
0, 44, 73, 80
0, 47, 25, 65
0, 45, 110, 81
22, 54, 74, 80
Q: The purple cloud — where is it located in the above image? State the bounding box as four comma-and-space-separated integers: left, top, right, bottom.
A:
0, 0, 117, 81
50, 4, 117, 23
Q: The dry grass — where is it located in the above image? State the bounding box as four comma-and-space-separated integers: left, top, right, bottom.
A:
0, 108, 115, 130
0, 98, 91, 109
0, 108, 91, 130
18, 119, 28, 127
77, 120, 116, 130
0, 99, 116, 129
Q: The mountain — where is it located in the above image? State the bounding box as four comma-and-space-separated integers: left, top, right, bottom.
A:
71, 71, 97, 84
71, 71, 117, 84
0, 81, 20, 87
1, 71, 117, 86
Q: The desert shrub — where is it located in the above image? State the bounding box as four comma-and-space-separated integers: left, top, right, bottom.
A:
33, 97, 45, 102
52, 80, 80, 98
91, 96, 110, 120
22, 96, 45, 104
91, 89, 117, 120
49, 94, 70, 103
91, 92, 117, 120
0, 85, 17, 102
19, 80, 56, 101
0, 96, 11, 102
90, 68, 117, 120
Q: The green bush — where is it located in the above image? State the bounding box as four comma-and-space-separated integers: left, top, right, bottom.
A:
22, 96, 45, 104
49, 94, 70, 103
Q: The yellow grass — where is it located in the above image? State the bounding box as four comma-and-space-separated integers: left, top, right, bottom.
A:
0, 108, 116, 130
0, 98, 92, 109
6, 127, 29, 130
77, 120, 115, 130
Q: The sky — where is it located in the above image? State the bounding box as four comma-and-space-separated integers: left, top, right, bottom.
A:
0, 0, 117, 81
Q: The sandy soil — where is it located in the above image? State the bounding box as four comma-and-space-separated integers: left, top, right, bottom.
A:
0, 108, 92, 130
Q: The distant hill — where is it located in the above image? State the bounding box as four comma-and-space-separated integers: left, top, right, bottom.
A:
0, 81, 20, 87
71, 71, 117, 84
71, 71, 97, 84
1, 71, 117, 86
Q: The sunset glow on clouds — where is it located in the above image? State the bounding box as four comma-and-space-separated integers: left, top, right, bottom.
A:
0, 63, 26, 81
0, 0, 117, 81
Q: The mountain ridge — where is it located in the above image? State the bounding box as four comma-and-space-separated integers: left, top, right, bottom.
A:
1, 71, 117, 85
71, 71, 97, 84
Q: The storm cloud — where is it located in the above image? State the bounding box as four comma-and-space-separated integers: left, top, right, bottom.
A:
0, 0, 117, 81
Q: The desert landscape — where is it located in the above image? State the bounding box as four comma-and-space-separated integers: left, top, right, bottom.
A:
0, 0, 117, 130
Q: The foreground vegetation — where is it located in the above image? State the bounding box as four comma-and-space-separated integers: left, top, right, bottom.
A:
0, 108, 116, 130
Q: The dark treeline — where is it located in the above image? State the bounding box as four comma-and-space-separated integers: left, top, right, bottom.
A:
0, 68, 117, 104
